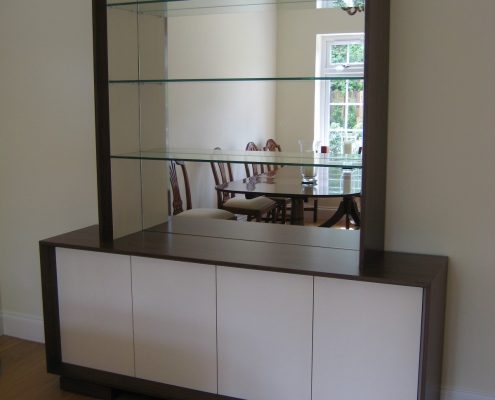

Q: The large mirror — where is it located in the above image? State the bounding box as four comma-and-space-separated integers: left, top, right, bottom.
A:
105, 0, 365, 248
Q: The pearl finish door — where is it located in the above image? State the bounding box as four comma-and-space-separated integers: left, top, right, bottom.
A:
313, 277, 423, 400
132, 257, 217, 393
217, 266, 313, 400
56, 248, 134, 376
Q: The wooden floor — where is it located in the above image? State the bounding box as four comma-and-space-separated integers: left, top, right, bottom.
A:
0, 336, 170, 400
0, 335, 92, 399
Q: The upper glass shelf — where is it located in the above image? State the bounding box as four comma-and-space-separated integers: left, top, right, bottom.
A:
110, 148, 363, 168
109, 76, 363, 84
107, 0, 345, 17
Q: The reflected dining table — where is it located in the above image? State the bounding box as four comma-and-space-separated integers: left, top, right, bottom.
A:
215, 166, 362, 227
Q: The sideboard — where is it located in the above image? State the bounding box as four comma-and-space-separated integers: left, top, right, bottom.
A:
40, 219, 447, 400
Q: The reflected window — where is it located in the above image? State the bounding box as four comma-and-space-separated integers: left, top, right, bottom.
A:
315, 34, 364, 155
317, 0, 365, 9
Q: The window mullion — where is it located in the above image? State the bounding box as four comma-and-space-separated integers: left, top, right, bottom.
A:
345, 79, 350, 143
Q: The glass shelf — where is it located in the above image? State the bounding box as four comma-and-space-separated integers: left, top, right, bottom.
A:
107, 0, 343, 17
110, 148, 363, 168
109, 76, 363, 84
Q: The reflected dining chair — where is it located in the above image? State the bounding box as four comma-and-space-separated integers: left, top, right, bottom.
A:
264, 138, 319, 223
263, 138, 282, 172
210, 148, 277, 222
169, 160, 236, 220
244, 142, 265, 178
245, 141, 289, 223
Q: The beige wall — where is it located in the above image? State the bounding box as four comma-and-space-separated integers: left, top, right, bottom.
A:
0, 0, 97, 340
387, 0, 495, 398
0, 0, 494, 398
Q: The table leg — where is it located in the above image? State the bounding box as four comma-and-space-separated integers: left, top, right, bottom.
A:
319, 196, 360, 229
348, 197, 360, 227
290, 198, 305, 225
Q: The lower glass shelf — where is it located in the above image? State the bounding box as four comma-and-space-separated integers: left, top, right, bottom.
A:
110, 148, 363, 168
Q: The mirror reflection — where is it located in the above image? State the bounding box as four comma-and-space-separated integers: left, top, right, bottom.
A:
107, 0, 364, 244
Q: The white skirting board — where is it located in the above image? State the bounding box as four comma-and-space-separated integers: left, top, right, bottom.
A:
442, 388, 495, 400
0, 311, 44, 343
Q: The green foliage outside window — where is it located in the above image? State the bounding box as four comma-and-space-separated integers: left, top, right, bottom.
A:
331, 45, 347, 64
329, 126, 343, 156
349, 44, 364, 63
330, 43, 364, 65
334, 0, 365, 8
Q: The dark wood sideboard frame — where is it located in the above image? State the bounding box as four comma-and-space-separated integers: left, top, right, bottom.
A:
40, 224, 447, 400
39, 1, 447, 400
92, 0, 391, 267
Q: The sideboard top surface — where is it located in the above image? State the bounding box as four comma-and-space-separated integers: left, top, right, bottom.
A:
40, 221, 447, 287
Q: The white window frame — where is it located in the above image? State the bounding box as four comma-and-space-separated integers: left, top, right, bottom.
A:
316, 0, 333, 8
315, 33, 365, 154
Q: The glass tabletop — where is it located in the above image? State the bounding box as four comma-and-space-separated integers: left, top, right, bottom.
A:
216, 166, 362, 198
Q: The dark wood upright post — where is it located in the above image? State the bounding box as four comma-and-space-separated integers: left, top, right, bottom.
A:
92, 0, 113, 242
39, 243, 62, 373
360, 0, 391, 266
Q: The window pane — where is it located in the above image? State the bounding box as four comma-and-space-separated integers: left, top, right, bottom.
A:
347, 105, 363, 130
349, 44, 364, 63
348, 79, 364, 102
330, 105, 345, 128
330, 80, 346, 103
328, 131, 343, 155
331, 44, 347, 64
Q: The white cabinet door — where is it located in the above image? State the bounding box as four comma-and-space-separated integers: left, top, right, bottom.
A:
56, 248, 134, 376
132, 257, 217, 393
217, 266, 313, 400
313, 277, 423, 400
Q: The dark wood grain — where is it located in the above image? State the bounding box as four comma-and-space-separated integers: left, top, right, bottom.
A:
360, 0, 391, 264
60, 376, 115, 400
59, 364, 241, 400
39, 243, 62, 374
418, 262, 448, 400
92, 0, 113, 241
40, 223, 446, 288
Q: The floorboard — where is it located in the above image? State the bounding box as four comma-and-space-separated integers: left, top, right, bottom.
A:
0, 336, 172, 400
0, 335, 91, 399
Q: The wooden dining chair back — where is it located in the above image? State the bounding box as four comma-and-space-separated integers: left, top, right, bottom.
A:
169, 160, 235, 220
210, 147, 277, 222
264, 138, 282, 152
244, 141, 265, 177
249, 139, 288, 223
169, 160, 191, 215
263, 138, 282, 172
210, 151, 236, 208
